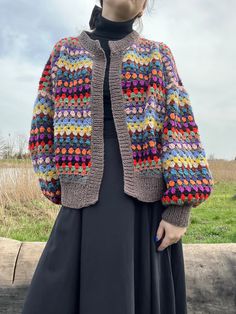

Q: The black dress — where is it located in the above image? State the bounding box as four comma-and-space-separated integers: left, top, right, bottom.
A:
21, 15, 188, 314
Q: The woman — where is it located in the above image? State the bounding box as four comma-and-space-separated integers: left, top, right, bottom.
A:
22, 0, 214, 313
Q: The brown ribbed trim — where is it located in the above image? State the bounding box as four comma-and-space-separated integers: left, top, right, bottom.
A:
108, 51, 166, 201
107, 34, 167, 202
161, 204, 192, 227
59, 30, 168, 208
109, 49, 136, 196
59, 33, 107, 207
59, 30, 140, 208
78, 29, 140, 54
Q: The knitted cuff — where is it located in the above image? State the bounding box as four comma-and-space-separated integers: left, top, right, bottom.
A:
161, 204, 192, 227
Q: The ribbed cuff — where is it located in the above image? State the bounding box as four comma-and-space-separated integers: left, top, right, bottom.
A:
161, 204, 192, 227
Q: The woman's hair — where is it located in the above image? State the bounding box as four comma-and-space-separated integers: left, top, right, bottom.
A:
89, 0, 155, 32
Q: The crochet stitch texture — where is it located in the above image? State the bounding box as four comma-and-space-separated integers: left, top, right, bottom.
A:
28, 29, 214, 227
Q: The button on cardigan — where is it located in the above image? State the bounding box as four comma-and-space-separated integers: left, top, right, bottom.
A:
28, 29, 214, 227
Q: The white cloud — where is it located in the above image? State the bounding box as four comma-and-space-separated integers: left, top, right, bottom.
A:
0, 0, 235, 160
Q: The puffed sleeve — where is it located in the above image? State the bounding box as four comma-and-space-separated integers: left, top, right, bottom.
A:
159, 42, 214, 227
28, 39, 63, 204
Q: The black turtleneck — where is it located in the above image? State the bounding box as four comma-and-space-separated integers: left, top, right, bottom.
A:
85, 14, 135, 122
87, 13, 135, 40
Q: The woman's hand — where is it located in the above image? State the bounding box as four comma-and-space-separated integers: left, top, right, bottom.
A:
155, 219, 187, 251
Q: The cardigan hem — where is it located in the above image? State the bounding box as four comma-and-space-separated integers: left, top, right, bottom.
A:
59, 172, 166, 209
60, 178, 100, 209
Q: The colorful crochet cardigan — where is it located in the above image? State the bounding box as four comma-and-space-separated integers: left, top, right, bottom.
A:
28, 29, 214, 227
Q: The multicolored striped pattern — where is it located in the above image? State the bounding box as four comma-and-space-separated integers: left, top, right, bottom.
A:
28, 35, 214, 209
121, 40, 213, 207
53, 39, 93, 178
122, 41, 165, 174
158, 42, 214, 207
29, 44, 62, 204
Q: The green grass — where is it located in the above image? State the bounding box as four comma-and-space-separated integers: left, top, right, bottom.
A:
0, 200, 60, 242
0, 180, 235, 244
183, 181, 236, 243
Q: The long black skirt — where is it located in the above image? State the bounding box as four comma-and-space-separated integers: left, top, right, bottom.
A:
21, 119, 188, 314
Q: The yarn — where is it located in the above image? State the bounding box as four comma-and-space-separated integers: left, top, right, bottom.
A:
28, 32, 214, 220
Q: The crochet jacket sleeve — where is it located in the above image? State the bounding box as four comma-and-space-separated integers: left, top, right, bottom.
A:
159, 42, 214, 227
28, 40, 62, 205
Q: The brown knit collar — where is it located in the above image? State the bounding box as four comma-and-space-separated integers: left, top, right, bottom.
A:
77, 29, 140, 55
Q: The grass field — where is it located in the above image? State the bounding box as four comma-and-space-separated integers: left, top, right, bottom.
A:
0, 158, 235, 243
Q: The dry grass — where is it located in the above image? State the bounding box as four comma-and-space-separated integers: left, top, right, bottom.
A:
0, 158, 235, 242
0, 158, 31, 168
0, 163, 59, 240
0, 167, 39, 206
208, 159, 236, 183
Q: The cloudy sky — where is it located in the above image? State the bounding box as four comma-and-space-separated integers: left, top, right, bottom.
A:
0, 0, 235, 160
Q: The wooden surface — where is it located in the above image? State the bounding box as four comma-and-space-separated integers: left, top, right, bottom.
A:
0, 237, 235, 314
